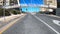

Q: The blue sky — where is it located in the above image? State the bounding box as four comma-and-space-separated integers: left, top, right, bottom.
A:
20, 0, 43, 12
22, 7, 40, 12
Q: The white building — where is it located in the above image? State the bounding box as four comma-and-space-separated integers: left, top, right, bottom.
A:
40, 0, 57, 12
5, 0, 10, 6
0, 0, 3, 6
3, 0, 19, 6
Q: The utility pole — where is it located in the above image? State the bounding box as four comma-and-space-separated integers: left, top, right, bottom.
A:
3, 0, 6, 22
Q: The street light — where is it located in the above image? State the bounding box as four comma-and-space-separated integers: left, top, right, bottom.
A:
3, 0, 6, 23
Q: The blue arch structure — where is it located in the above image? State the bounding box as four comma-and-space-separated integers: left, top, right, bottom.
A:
20, 0, 43, 12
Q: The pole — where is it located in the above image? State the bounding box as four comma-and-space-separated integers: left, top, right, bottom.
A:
17, 0, 21, 14
20, 6, 22, 13
3, 0, 6, 23
3, 8, 6, 22
2, 6, 6, 23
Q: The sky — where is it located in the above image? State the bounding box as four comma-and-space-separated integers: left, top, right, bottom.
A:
20, 0, 43, 12
22, 7, 40, 12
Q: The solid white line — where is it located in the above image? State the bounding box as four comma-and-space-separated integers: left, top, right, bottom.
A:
31, 14, 60, 34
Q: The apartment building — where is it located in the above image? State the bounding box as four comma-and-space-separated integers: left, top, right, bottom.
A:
55, 0, 60, 16
40, 7, 47, 12
3, 0, 10, 6
44, 0, 57, 7
10, 0, 18, 5
57, 0, 60, 8
0, 0, 3, 6
0, 0, 18, 6
40, 0, 57, 12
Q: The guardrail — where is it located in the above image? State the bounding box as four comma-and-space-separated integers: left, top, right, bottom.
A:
2, 4, 57, 9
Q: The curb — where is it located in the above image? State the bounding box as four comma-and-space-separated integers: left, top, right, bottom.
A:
41, 14, 60, 18
0, 14, 26, 34
0, 14, 22, 23
48, 15, 60, 18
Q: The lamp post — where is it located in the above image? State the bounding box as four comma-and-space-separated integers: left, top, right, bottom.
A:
3, 0, 6, 23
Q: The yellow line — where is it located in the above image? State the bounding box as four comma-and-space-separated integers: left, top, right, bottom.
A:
0, 14, 26, 34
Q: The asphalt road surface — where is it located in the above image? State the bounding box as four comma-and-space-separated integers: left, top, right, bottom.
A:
2, 13, 60, 34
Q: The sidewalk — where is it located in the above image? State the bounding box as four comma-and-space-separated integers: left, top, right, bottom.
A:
0, 14, 24, 28
47, 14, 60, 18
40, 14, 60, 18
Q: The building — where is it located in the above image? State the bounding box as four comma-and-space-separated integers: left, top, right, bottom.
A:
55, 0, 60, 16
0, 0, 3, 6
0, 0, 19, 6
40, 7, 47, 12
44, 0, 57, 7
10, 0, 18, 5
3, 0, 10, 6
57, 0, 60, 8
40, 0, 57, 12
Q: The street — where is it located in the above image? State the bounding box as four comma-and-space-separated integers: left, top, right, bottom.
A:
2, 13, 60, 34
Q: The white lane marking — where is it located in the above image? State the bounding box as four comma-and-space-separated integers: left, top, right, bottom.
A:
42, 14, 60, 26
31, 14, 60, 34
53, 20, 60, 26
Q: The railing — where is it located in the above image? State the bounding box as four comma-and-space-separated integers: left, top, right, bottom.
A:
2, 4, 20, 9
2, 4, 57, 9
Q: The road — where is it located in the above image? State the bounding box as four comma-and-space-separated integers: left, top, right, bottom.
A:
2, 13, 60, 34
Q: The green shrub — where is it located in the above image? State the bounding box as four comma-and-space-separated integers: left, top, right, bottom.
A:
0, 8, 3, 16
0, 8, 11, 16
0, 8, 21, 17
10, 10, 20, 14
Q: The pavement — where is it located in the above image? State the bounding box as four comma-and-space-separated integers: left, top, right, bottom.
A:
1, 13, 60, 34
42, 14, 60, 18
0, 14, 25, 28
